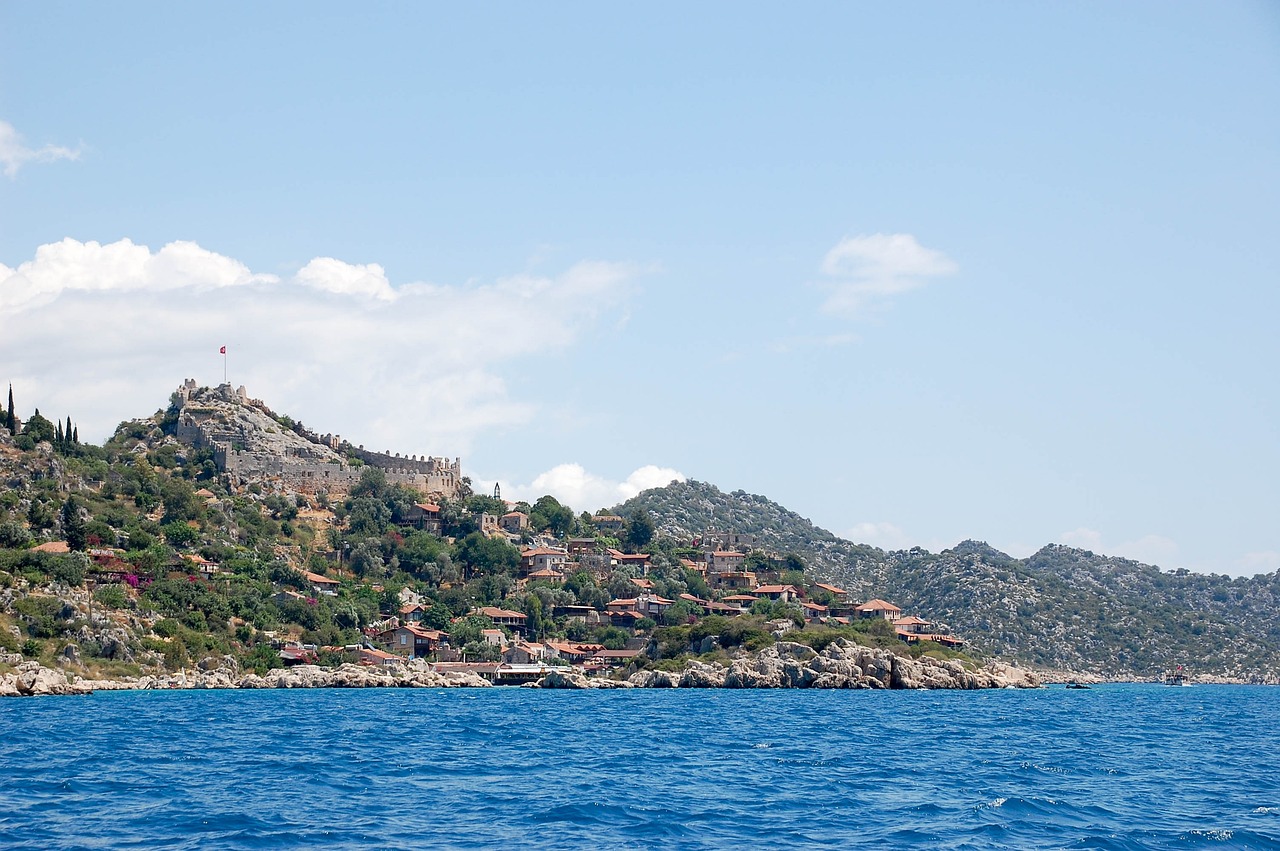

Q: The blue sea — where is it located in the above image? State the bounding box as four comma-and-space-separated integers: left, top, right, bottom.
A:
2, 684, 1278, 850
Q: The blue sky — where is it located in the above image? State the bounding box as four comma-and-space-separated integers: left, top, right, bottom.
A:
2, 3, 1277, 575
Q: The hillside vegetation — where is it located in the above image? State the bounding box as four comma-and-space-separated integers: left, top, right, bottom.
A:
614, 480, 1280, 680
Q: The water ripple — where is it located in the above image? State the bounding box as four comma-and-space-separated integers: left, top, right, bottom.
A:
2, 685, 1280, 849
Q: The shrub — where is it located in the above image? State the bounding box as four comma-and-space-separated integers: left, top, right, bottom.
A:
93, 584, 129, 609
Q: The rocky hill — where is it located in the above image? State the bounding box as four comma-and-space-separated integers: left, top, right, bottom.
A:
614, 480, 1280, 680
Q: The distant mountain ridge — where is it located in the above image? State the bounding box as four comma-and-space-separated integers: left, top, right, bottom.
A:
614, 480, 1280, 680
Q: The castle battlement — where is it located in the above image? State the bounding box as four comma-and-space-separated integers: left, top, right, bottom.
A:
172, 379, 462, 499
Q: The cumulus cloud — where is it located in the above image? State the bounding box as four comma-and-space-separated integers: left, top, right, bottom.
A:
1058, 527, 1180, 568
498, 463, 686, 513
0, 120, 83, 178
0, 238, 640, 454
819, 233, 957, 317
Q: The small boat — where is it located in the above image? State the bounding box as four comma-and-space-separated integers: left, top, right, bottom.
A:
1163, 665, 1188, 686
1065, 682, 1091, 690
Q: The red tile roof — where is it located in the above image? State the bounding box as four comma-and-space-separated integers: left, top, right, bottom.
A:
857, 598, 901, 612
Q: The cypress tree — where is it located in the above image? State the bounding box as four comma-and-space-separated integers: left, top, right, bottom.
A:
56, 421, 64, 444
73, 426, 79, 444
5, 384, 13, 433
66, 416, 73, 443
61, 496, 87, 552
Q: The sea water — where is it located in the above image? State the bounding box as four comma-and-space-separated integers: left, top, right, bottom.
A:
2, 684, 1278, 849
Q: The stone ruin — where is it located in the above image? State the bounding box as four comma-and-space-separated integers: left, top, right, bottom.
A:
172, 380, 462, 499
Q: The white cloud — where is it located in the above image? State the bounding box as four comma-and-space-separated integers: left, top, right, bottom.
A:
294, 257, 394, 301
1058, 527, 1180, 567
497, 463, 686, 514
0, 120, 83, 178
819, 233, 957, 317
0, 238, 640, 455
845, 521, 914, 550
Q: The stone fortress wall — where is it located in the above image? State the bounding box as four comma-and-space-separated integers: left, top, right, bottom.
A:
172, 379, 462, 499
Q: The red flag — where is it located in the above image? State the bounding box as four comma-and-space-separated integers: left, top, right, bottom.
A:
219, 346, 226, 354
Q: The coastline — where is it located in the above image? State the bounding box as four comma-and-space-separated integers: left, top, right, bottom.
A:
2, 637, 1043, 696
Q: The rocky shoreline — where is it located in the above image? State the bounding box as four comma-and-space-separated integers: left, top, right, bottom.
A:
3, 638, 1044, 696
555, 639, 1041, 690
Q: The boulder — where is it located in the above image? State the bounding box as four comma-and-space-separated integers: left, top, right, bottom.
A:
723, 648, 784, 688
536, 670, 594, 689
15, 664, 91, 696
628, 669, 680, 688
678, 660, 726, 688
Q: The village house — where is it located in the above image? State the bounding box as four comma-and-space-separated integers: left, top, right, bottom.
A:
892, 616, 966, 647
702, 531, 758, 551
606, 549, 652, 573
590, 648, 643, 668
473, 606, 528, 634
33, 541, 70, 554
502, 642, 549, 665
526, 566, 566, 583
181, 553, 219, 577
303, 571, 340, 597
499, 511, 529, 534
752, 584, 805, 604
379, 624, 448, 659
520, 546, 568, 575
706, 550, 746, 575
566, 537, 598, 556
543, 641, 602, 664
856, 599, 903, 621
800, 601, 829, 623
590, 514, 626, 533
721, 593, 758, 610
552, 604, 599, 624
893, 615, 932, 636
400, 602, 430, 624
811, 582, 849, 602
401, 502, 442, 534
358, 647, 404, 668
481, 628, 507, 647
606, 593, 674, 619
679, 557, 707, 575
710, 570, 757, 591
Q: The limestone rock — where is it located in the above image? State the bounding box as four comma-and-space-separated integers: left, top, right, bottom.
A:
627, 669, 679, 688
678, 660, 726, 688
13, 664, 92, 696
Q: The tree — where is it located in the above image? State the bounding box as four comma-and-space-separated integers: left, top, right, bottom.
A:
22, 409, 55, 444
529, 495, 574, 536
453, 532, 519, 577
349, 540, 386, 577
521, 594, 547, 639
347, 497, 390, 537
351, 466, 389, 500
60, 497, 87, 551
625, 509, 655, 551
5, 384, 14, 433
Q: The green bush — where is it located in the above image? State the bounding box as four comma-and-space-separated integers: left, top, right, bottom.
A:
93, 584, 129, 609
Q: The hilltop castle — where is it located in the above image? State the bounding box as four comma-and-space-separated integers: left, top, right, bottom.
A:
172, 379, 462, 499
